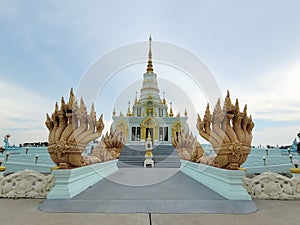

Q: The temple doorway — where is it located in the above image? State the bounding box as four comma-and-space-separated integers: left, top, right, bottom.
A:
146, 128, 153, 143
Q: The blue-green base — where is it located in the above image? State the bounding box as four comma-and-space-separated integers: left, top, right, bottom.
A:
47, 160, 118, 199
180, 160, 251, 200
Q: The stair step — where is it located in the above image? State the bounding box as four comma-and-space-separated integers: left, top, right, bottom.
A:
118, 144, 181, 168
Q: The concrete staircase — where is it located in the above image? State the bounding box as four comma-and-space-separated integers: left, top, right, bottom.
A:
117, 144, 181, 168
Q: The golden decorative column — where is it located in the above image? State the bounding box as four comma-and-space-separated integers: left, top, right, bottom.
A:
144, 132, 154, 167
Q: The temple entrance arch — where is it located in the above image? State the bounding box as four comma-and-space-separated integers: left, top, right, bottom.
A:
141, 116, 158, 142
172, 120, 185, 141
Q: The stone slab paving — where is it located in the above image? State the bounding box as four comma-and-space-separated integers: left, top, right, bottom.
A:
0, 199, 300, 225
40, 168, 256, 214
151, 200, 300, 225
0, 199, 149, 225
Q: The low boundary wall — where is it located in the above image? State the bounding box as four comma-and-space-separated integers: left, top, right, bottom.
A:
180, 160, 251, 200
47, 160, 118, 199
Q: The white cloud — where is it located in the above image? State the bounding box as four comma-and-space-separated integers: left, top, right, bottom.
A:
214, 60, 300, 146
0, 78, 53, 145
1, 1, 300, 149
225, 59, 300, 122
253, 125, 299, 147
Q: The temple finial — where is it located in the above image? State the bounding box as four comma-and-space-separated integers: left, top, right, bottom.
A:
147, 35, 154, 73
127, 101, 131, 116
169, 101, 174, 117
163, 91, 166, 104
134, 92, 138, 104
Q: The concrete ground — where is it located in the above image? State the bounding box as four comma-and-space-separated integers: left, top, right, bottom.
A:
0, 199, 300, 225
39, 169, 256, 214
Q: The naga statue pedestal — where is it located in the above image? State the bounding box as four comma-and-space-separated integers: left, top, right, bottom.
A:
144, 134, 154, 168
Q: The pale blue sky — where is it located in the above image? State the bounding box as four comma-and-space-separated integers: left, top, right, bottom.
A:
1, 0, 300, 146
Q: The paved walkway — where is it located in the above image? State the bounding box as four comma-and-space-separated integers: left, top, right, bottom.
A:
40, 168, 256, 214
1, 199, 300, 225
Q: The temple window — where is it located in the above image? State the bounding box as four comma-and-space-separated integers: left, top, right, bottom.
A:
137, 108, 141, 117
131, 127, 136, 141
164, 127, 168, 141
159, 127, 163, 141
137, 127, 141, 141
159, 127, 168, 141
131, 127, 141, 141
159, 108, 163, 117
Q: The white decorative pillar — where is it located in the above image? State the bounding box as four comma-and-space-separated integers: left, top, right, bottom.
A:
144, 132, 154, 168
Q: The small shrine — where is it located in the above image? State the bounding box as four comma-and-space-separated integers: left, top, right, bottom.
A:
144, 132, 154, 168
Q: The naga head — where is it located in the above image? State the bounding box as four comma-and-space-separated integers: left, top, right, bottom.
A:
196, 90, 255, 170
96, 114, 104, 133
45, 88, 104, 169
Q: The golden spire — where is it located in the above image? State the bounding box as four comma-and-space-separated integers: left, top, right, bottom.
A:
184, 109, 187, 117
146, 35, 154, 73
134, 92, 138, 104
127, 101, 132, 116
169, 102, 174, 117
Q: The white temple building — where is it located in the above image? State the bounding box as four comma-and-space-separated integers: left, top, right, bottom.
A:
111, 37, 189, 145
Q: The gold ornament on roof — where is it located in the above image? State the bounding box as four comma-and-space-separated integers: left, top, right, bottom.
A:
169, 102, 174, 117
127, 101, 132, 116
163, 92, 166, 105
134, 92, 138, 104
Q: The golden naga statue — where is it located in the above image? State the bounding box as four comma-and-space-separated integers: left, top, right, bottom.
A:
172, 132, 203, 161
45, 88, 104, 169
91, 128, 127, 161
172, 131, 215, 165
196, 90, 254, 170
